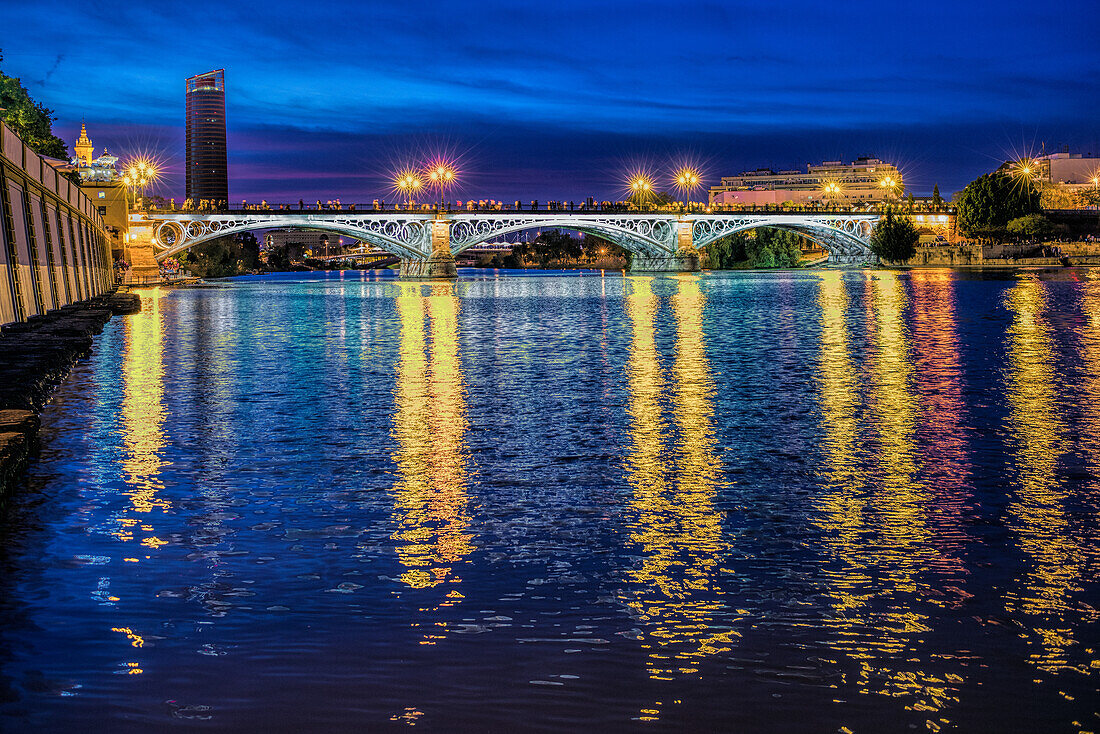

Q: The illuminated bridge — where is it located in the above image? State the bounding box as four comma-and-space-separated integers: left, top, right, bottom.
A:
145, 210, 881, 277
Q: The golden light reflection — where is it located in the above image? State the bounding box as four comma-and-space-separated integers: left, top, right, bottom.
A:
815, 272, 963, 720
908, 270, 971, 578
391, 282, 472, 600
622, 275, 733, 684
1002, 277, 1084, 675
117, 288, 170, 543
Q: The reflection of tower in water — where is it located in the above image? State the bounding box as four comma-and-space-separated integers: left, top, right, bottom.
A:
622, 275, 731, 687
391, 283, 472, 604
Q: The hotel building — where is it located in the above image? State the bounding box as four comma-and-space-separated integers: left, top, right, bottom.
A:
708, 157, 903, 207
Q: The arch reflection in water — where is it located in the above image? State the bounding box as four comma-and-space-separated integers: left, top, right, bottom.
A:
117, 288, 170, 547
1002, 277, 1086, 676
814, 271, 965, 720
390, 282, 473, 608
622, 275, 732, 687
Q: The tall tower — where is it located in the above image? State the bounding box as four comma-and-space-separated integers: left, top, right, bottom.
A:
73, 121, 94, 165
185, 69, 228, 205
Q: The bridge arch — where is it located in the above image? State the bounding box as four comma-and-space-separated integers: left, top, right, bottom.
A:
149, 215, 434, 263
691, 216, 876, 262
448, 215, 678, 257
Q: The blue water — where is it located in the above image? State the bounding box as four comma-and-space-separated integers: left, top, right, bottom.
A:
1, 268, 1098, 732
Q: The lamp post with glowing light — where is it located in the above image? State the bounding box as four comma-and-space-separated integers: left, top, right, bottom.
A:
428, 164, 455, 212
878, 175, 900, 208
673, 168, 701, 212
822, 181, 841, 210
122, 159, 157, 211
629, 174, 654, 210
396, 172, 422, 210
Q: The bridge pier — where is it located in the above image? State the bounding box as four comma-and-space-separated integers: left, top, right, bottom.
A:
628, 220, 700, 273
400, 218, 456, 279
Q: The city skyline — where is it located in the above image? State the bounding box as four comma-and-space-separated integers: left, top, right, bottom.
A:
2, 0, 1097, 202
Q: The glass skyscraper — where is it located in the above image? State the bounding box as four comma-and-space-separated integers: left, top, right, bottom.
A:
185, 70, 228, 205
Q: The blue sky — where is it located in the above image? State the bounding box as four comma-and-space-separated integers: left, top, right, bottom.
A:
2, 0, 1097, 201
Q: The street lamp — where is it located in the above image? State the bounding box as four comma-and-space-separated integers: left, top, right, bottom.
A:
673, 167, 701, 211
395, 171, 422, 210
878, 175, 900, 207
629, 174, 654, 210
822, 181, 841, 208
123, 159, 157, 210
427, 164, 456, 211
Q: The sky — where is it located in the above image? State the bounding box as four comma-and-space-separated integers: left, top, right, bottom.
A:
2, 0, 1098, 202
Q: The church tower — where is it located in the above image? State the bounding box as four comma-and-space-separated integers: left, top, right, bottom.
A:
73, 122, 94, 166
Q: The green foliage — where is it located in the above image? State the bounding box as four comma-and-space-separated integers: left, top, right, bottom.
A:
1006, 213, 1053, 240
265, 244, 292, 271
956, 173, 1041, 240
869, 209, 919, 263
931, 184, 944, 210
181, 232, 260, 277
706, 228, 805, 269
0, 52, 68, 158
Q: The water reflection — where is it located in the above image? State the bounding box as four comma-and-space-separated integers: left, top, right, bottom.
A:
390, 283, 472, 608
1001, 277, 1085, 676
815, 272, 963, 720
908, 271, 971, 567
622, 275, 733, 685
118, 288, 170, 546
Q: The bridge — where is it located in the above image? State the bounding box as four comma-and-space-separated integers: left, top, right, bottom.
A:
143, 210, 882, 277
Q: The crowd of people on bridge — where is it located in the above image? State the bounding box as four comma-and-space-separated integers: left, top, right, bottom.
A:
144, 197, 956, 216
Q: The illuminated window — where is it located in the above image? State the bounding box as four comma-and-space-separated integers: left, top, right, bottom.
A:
98, 191, 106, 199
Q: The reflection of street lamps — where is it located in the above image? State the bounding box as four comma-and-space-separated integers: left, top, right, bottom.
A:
395, 172, 422, 210
428, 164, 455, 211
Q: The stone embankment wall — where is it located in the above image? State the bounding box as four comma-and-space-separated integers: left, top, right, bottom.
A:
0, 290, 140, 496
895, 241, 1100, 267
0, 119, 115, 327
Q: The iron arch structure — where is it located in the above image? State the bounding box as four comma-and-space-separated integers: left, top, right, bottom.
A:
143, 211, 880, 268
150, 213, 435, 262
448, 214, 679, 257
691, 214, 877, 262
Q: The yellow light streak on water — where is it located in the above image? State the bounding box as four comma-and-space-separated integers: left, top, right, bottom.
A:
391, 283, 472, 596
623, 275, 732, 686
1002, 277, 1083, 676
815, 271, 961, 721
119, 288, 170, 534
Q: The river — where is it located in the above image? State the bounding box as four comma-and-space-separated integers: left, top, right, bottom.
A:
1, 268, 1098, 732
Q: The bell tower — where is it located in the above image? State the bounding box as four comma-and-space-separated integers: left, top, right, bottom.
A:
73, 121, 94, 165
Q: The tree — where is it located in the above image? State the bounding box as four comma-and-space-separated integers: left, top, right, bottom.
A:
0, 52, 68, 158
931, 184, 944, 211
955, 173, 1041, 241
750, 228, 804, 267
869, 209, 918, 263
181, 232, 261, 277
1006, 214, 1053, 241
265, 244, 292, 271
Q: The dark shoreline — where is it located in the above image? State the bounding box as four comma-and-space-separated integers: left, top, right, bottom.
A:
0, 291, 141, 498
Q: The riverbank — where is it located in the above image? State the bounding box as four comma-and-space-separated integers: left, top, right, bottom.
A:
0, 291, 141, 497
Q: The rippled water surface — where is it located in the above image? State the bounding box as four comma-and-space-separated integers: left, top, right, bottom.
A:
2, 268, 1099, 732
